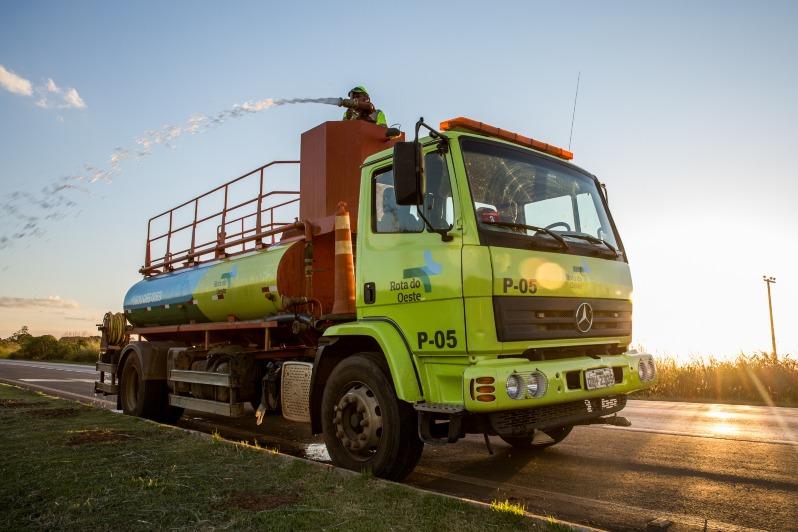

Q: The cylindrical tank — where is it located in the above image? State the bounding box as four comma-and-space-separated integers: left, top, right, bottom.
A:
124, 241, 305, 327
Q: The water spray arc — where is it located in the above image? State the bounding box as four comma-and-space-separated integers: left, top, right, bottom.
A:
0, 96, 344, 252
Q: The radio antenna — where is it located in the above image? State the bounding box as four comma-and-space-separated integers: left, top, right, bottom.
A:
568, 71, 581, 151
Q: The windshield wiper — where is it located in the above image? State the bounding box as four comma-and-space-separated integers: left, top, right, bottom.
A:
480, 220, 570, 250
561, 232, 620, 257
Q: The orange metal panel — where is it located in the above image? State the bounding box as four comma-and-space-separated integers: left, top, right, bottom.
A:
299, 120, 404, 234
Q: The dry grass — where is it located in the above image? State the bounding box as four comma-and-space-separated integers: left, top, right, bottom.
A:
640, 352, 798, 406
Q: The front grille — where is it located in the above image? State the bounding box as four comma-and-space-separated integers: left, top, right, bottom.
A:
489, 394, 627, 437
493, 296, 632, 341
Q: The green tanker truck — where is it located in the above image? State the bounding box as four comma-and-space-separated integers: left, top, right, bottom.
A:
95, 116, 656, 480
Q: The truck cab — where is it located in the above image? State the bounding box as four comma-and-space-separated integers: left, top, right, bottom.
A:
312, 117, 656, 477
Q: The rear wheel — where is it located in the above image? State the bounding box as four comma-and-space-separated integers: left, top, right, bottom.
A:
321, 353, 423, 481
500, 425, 573, 449
120, 355, 183, 423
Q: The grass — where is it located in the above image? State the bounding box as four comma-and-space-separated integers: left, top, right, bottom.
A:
0, 384, 562, 531
640, 352, 798, 407
491, 499, 527, 516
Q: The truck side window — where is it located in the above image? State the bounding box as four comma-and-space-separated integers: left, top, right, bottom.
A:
373, 167, 424, 233
423, 152, 455, 230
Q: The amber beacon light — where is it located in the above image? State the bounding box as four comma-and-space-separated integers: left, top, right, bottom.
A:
439, 117, 574, 161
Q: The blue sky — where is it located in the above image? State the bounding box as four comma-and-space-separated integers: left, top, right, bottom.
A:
1, 1, 796, 358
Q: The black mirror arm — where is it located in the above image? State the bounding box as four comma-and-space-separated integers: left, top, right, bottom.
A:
416, 208, 453, 242
414, 117, 449, 152
410, 117, 452, 241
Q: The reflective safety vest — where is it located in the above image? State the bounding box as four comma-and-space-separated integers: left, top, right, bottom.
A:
343, 108, 387, 126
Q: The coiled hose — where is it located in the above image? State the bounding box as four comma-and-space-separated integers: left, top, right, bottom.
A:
103, 312, 128, 346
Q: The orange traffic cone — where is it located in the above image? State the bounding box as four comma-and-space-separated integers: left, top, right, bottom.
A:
331, 201, 356, 315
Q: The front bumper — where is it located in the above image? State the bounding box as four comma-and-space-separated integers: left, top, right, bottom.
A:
462, 352, 655, 413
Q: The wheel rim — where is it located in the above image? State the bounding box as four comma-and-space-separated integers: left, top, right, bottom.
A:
122, 364, 140, 412
332, 382, 383, 460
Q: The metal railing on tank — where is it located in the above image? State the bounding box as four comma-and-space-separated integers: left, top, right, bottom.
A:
140, 160, 300, 276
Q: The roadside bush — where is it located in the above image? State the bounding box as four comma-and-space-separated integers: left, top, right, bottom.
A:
3, 333, 99, 363
0, 340, 21, 359
640, 352, 798, 406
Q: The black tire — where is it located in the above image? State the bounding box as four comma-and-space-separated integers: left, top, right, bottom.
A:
120, 355, 183, 423
500, 425, 573, 449
321, 352, 423, 481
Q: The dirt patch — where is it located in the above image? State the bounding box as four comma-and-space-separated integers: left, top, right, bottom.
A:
227, 491, 298, 511
68, 429, 135, 445
0, 399, 34, 408
28, 407, 81, 418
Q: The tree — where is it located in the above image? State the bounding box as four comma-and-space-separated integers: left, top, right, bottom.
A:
9, 326, 32, 344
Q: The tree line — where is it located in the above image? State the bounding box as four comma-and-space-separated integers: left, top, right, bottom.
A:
0, 326, 99, 363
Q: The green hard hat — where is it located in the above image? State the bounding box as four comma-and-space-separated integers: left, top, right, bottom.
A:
348, 85, 368, 97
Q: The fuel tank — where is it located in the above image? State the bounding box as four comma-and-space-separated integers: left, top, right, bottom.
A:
124, 240, 305, 327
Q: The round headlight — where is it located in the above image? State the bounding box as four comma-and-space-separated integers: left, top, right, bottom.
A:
506, 374, 522, 399
638, 358, 656, 381
526, 372, 547, 398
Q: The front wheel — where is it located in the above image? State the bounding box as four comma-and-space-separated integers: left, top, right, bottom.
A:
500, 425, 573, 449
321, 353, 423, 481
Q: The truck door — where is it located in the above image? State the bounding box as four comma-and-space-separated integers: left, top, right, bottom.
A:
357, 149, 465, 396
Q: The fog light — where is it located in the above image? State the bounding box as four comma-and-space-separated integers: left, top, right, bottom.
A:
506, 374, 523, 400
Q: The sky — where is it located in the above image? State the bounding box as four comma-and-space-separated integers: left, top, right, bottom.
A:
0, 1, 796, 360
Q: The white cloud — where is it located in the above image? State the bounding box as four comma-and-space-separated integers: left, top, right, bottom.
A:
35, 83, 87, 110
0, 64, 33, 96
0, 295, 79, 309
64, 88, 86, 109
0, 66, 86, 109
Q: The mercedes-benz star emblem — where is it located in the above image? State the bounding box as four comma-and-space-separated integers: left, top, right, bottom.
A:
575, 302, 594, 333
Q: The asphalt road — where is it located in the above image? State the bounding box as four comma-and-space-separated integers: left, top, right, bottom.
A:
1, 359, 796, 531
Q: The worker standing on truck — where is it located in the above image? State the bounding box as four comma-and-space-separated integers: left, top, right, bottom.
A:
340, 86, 387, 126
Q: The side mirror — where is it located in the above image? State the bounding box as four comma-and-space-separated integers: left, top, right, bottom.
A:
385, 127, 402, 139
393, 142, 423, 205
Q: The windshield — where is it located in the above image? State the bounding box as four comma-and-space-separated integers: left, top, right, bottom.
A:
461, 138, 621, 254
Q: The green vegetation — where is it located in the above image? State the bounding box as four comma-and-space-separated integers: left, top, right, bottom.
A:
641, 352, 798, 406
491, 499, 527, 516
0, 326, 98, 363
0, 384, 554, 531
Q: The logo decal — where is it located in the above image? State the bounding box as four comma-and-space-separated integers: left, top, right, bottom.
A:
215, 266, 238, 289
575, 302, 594, 333
401, 250, 441, 293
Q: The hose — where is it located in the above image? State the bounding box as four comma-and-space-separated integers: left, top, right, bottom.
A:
103, 312, 128, 346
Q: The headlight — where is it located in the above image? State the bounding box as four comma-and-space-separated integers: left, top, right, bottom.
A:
525, 371, 548, 398
506, 372, 548, 400
638, 357, 657, 382
506, 374, 522, 399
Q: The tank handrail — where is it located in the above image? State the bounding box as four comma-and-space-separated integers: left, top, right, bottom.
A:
141, 221, 305, 276
141, 160, 302, 276
147, 192, 300, 243
146, 161, 299, 222
220, 219, 296, 244
220, 197, 300, 230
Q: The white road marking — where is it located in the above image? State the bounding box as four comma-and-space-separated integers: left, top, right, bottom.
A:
0, 360, 95, 374
19, 378, 96, 383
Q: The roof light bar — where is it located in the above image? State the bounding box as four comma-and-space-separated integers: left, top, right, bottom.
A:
439, 117, 574, 161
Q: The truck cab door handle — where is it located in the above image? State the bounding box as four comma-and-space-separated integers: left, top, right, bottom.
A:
363, 282, 376, 304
